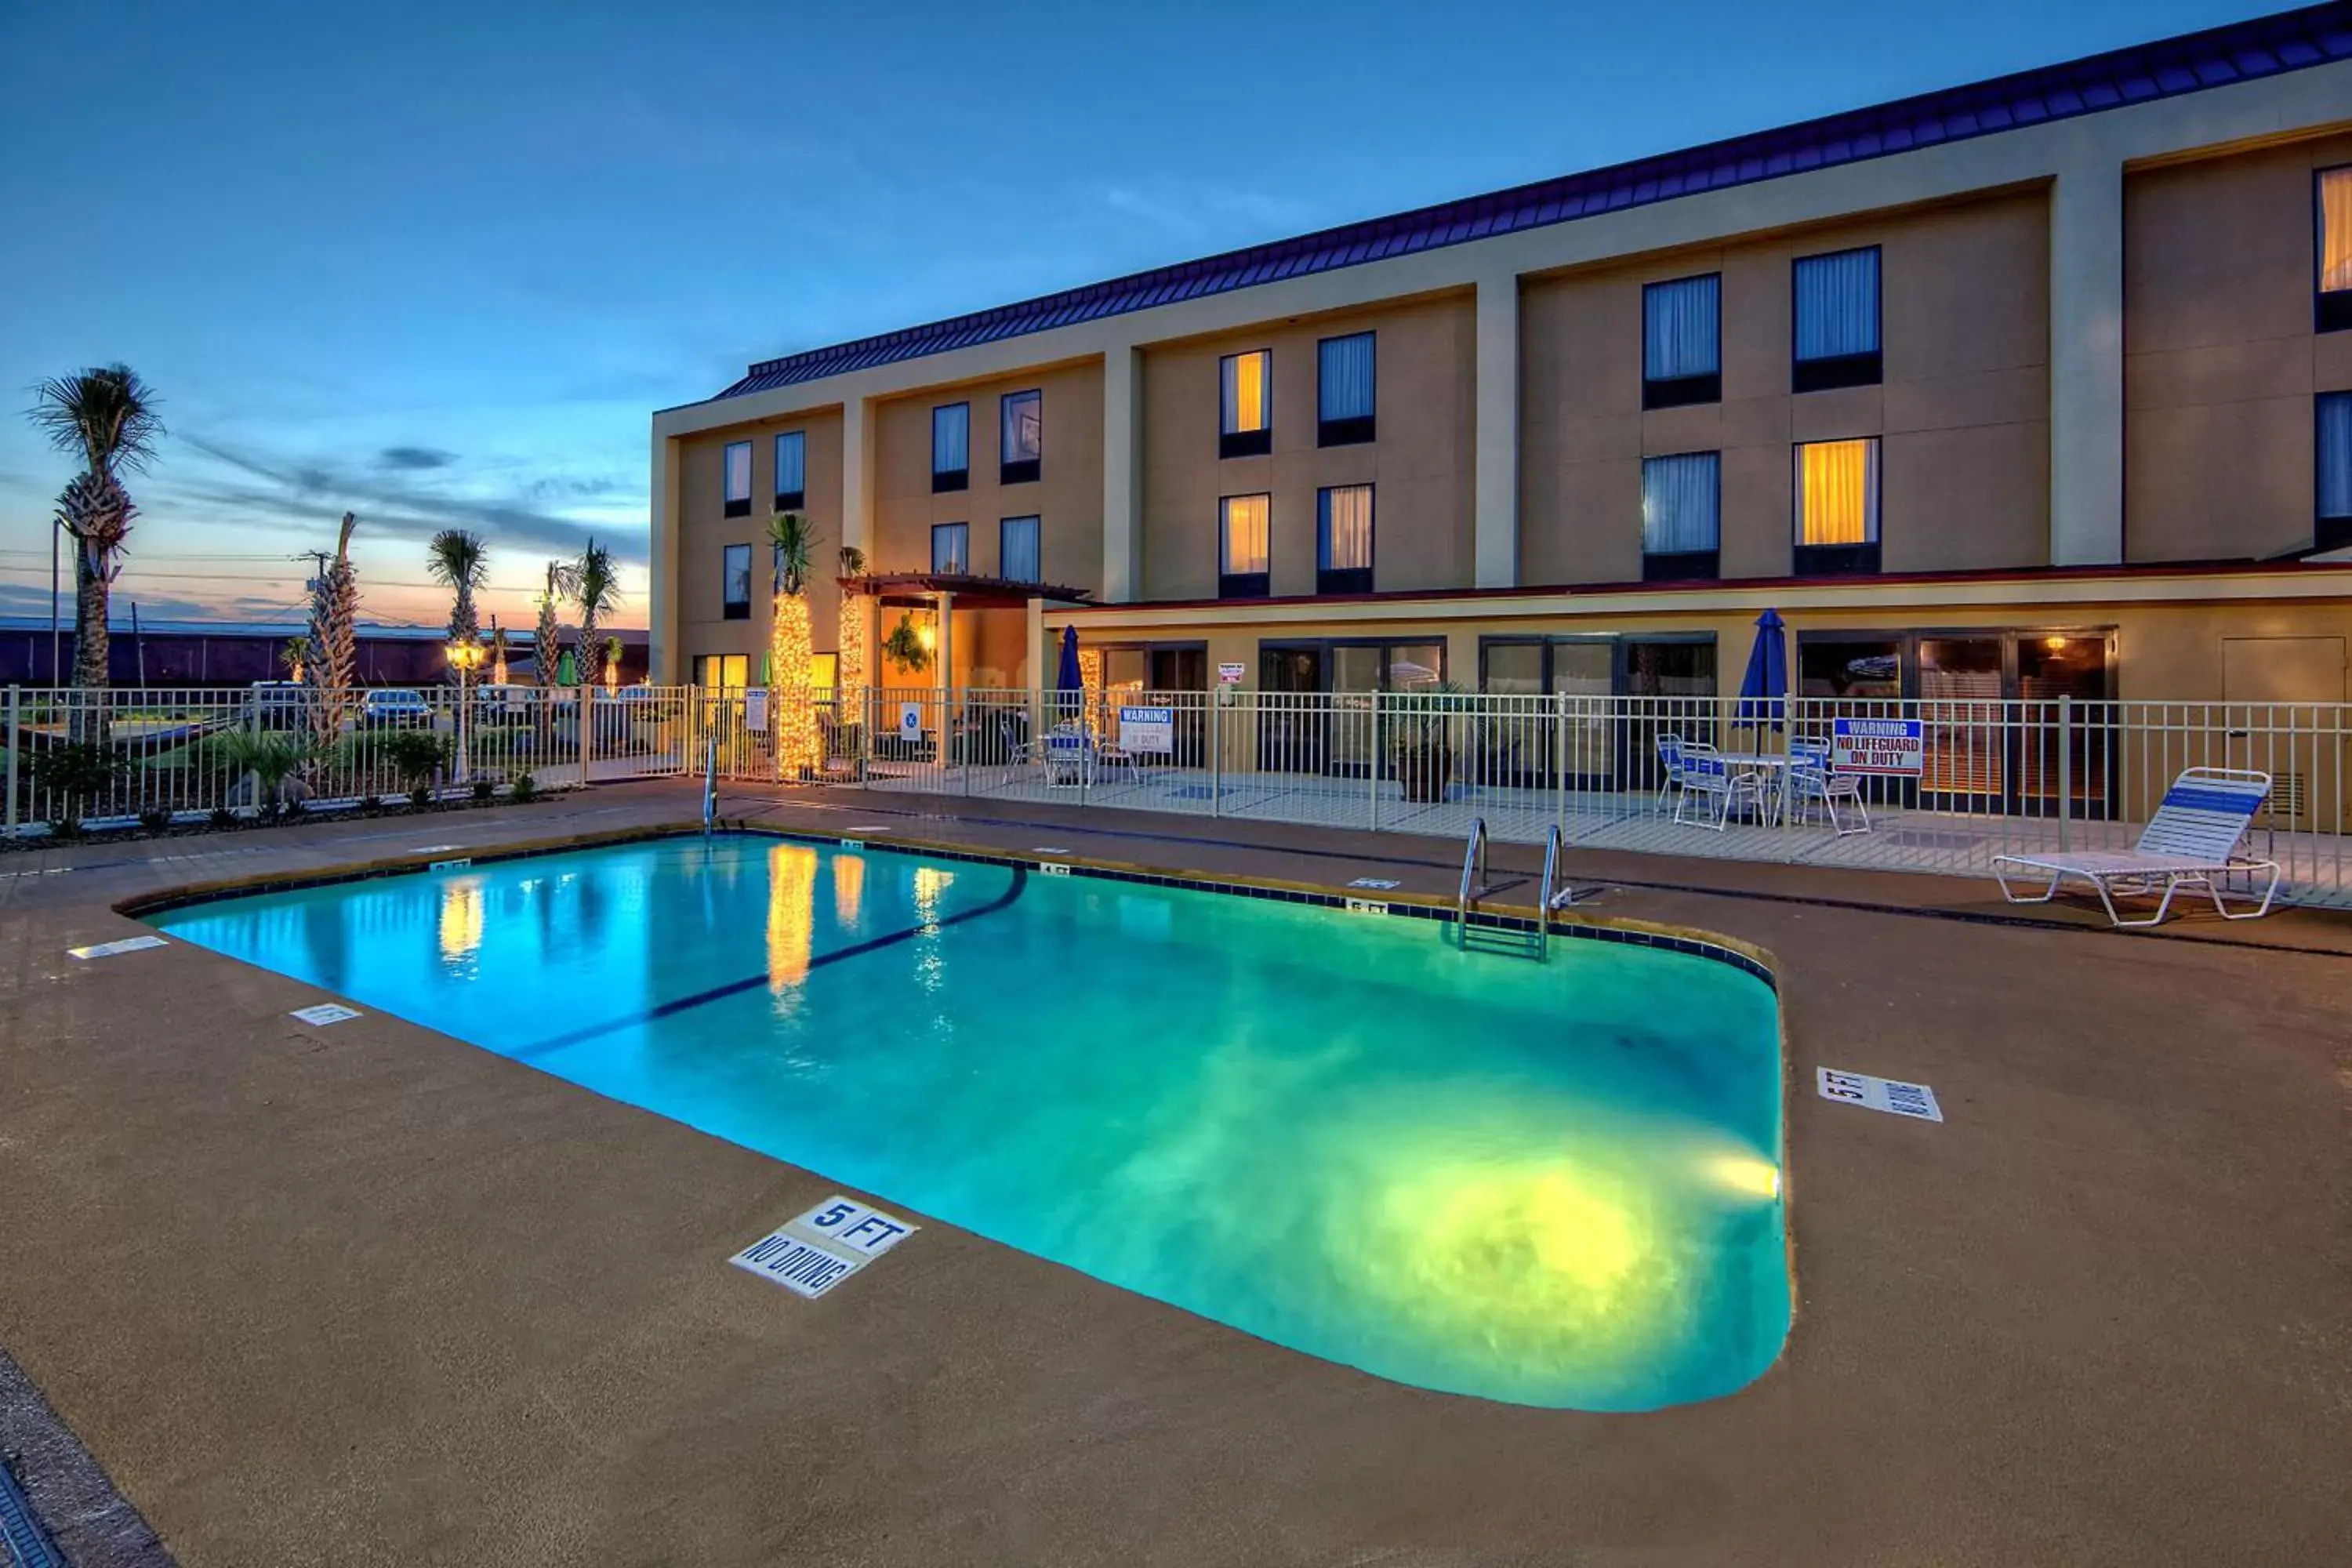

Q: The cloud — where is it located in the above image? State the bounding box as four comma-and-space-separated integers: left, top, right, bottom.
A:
377, 445, 457, 470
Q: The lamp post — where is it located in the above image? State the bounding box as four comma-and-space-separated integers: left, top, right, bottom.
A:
448, 639, 485, 782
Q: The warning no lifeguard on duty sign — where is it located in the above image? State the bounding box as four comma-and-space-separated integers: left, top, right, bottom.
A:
730, 1195, 916, 1299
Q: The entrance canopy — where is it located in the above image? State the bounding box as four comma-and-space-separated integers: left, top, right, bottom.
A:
840, 572, 1092, 611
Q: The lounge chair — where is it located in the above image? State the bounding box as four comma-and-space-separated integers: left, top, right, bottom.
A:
1992, 767, 2281, 927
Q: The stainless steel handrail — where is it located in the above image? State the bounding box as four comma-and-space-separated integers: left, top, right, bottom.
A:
701, 733, 718, 837
1537, 823, 1563, 959
1455, 815, 1488, 944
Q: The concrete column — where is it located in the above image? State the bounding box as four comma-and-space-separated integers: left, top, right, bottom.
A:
647, 434, 681, 682
1102, 344, 1145, 602
840, 395, 876, 564
1474, 270, 1521, 589
2049, 154, 2125, 567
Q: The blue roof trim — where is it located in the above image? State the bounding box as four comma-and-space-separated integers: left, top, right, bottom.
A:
710, 3, 2352, 403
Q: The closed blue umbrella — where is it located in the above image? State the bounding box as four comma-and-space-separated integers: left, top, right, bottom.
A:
1733, 608, 1788, 729
1055, 626, 1083, 719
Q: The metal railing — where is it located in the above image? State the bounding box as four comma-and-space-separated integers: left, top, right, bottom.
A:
1455, 815, 1489, 943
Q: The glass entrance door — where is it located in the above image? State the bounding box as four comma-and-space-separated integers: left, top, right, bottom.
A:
1619, 639, 1716, 793
1328, 645, 1382, 777
1259, 646, 1324, 774
1918, 637, 2005, 808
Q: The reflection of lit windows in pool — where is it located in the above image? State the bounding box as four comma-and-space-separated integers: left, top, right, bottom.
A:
912, 866, 952, 922
832, 854, 863, 928
766, 844, 818, 993
437, 880, 483, 967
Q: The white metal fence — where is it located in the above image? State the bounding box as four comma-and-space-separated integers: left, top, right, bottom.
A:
10, 681, 2347, 909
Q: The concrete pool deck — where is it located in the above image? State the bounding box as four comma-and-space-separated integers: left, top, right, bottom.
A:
1, 782, 2347, 1566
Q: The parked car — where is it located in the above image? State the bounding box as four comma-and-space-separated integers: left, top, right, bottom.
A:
247, 681, 309, 731
360, 688, 435, 728
474, 684, 530, 723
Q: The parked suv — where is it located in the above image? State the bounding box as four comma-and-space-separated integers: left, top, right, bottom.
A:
360, 688, 434, 728
247, 681, 309, 730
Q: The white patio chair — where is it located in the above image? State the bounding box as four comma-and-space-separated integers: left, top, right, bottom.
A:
1789, 738, 1869, 835
1042, 722, 1094, 788
1653, 732, 1690, 812
1992, 767, 2282, 927
1672, 743, 1765, 831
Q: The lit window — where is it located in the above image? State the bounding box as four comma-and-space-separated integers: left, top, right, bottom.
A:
1220, 350, 1272, 457
1641, 452, 1720, 579
1794, 437, 1881, 574
1000, 390, 1041, 484
1000, 516, 1040, 582
2319, 392, 2352, 550
931, 521, 968, 574
1316, 485, 1372, 593
722, 441, 752, 517
1793, 247, 1881, 392
773, 431, 805, 510
932, 404, 969, 492
722, 543, 752, 619
694, 654, 750, 689
1218, 493, 1270, 597
2318, 166, 2352, 332
1643, 274, 1721, 408
809, 652, 838, 692
1317, 334, 1375, 445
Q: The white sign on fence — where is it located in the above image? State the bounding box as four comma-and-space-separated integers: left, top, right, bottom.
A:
1817, 1067, 1944, 1122
746, 689, 770, 734
1218, 662, 1246, 685
898, 702, 924, 742
731, 1194, 916, 1300
1831, 717, 1926, 776
1118, 705, 1174, 756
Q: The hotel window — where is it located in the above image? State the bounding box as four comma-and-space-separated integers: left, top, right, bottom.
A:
1792, 246, 1881, 392
1317, 333, 1376, 446
1220, 350, 1272, 459
692, 654, 750, 689
1641, 452, 1720, 580
1642, 274, 1721, 408
932, 402, 969, 492
772, 430, 805, 511
1793, 437, 1881, 575
2319, 166, 2352, 333
1000, 390, 1041, 485
1316, 484, 1373, 594
722, 440, 752, 517
931, 521, 969, 574
1000, 515, 1041, 582
2320, 393, 2352, 551
1218, 493, 1270, 598
721, 543, 753, 619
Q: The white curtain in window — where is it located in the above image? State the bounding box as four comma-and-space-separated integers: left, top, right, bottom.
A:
1795, 438, 1880, 545
1794, 248, 1880, 361
723, 543, 751, 606
2322, 169, 2352, 293
2320, 394, 2352, 519
1643, 275, 1720, 380
1001, 391, 1041, 463
1641, 453, 1720, 552
1221, 351, 1269, 434
773, 432, 804, 495
931, 523, 967, 573
1318, 334, 1375, 423
932, 404, 970, 474
724, 441, 752, 502
1221, 495, 1269, 573
1318, 485, 1373, 570
1000, 516, 1040, 581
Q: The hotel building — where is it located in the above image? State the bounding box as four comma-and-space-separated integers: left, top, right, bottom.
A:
650, 5, 2352, 724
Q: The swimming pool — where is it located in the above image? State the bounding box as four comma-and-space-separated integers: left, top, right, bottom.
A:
150, 833, 1790, 1411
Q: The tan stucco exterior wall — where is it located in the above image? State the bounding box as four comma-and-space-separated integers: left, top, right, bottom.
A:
676, 408, 846, 669
1520, 190, 2052, 586
1137, 293, 1477, 602
871, 361, 1105, 593
2124, 131, 2352, 564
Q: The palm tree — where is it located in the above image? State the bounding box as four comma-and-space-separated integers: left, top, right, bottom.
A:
602, 635, 623, 690
768, 510, 822, 778
534, 561, 564, 688
28, 365, 164, 713
564, 538, 621, 688
305, 512, 360, 748
425, 528, 488, 648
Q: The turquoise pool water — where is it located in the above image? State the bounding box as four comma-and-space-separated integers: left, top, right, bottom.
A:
151, 834, 1789, 1410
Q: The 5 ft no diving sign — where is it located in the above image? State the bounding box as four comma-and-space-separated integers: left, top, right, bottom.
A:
730, 1195, 916, 1299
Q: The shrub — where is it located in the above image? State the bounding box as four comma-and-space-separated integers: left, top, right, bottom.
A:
510, 773, 537, 804
471, 779, 494, 802
408, 783, 433, 810
47, 816, 84, 841
27, 742, 129, 825
138, 807, 170, 832
378, 730, 450, 793
208, 806, 236, 829
204, 731, 312, 811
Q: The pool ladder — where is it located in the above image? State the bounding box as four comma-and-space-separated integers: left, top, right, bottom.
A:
1451, 819, 1565, 961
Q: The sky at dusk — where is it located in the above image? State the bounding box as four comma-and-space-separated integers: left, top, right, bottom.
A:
0, 0, 2278, 631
